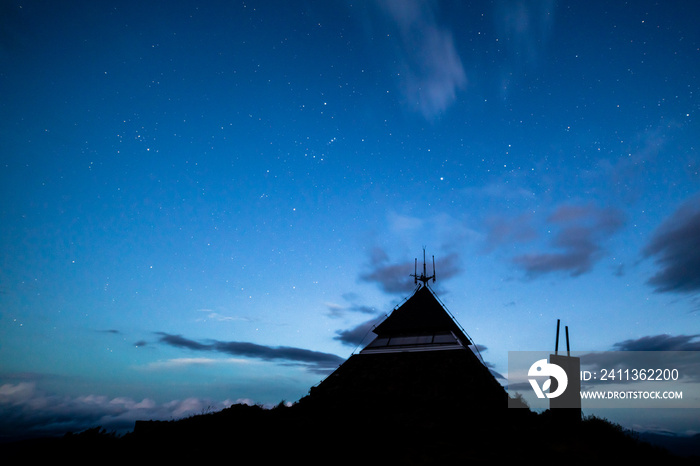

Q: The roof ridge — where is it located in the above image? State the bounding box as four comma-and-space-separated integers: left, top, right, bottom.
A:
362, 283, 472, 352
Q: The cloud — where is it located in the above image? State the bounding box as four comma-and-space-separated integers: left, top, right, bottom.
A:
157, 333, 344, 373
158, 333, 210, 351
195, 309, 252, 323
643, 194, 700, 294
383, 211, 480, 254
511, 203, 625, 278
144, 357, 251, 370
492, 0, 555, 99
325, 289, 381, 319
612, 334, 700, 352
334, 316, 387, 348
464, 181, 537, 202
482, 212, 538, 252
387, 211, 424, 233
0, 382, 240, 442
359, 248, 462, 294
595, 124, 671, 203
359, 255, 416, 294
376, 0, 466, 119
494, 0, 555, 66
325, 302, 378, 319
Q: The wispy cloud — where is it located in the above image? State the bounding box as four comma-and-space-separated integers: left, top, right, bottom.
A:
375, 0, 466, 119
195, 309, 252, 323
493, 0, 555, 99
511, 203, 625, 278
325, 301, 378, 319
494, 0, 555, 65
144, 357, 252, 370
0, 381, 242, 441
482, 212, 538, 252
595, 124, 672, 204
643, 193, 700, 294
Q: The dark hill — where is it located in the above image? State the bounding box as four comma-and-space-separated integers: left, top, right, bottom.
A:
3, 398, 695, 464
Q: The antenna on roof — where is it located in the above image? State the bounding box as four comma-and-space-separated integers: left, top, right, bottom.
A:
411, 247, 436, 287
413, 257, 418, 285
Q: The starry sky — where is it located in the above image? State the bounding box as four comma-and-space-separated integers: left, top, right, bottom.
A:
1, 0, 699, 441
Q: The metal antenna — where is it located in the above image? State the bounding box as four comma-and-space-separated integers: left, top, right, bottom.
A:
410, 247, 436, 287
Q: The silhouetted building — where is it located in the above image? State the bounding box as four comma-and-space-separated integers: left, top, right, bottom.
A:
302, 252, 508, 415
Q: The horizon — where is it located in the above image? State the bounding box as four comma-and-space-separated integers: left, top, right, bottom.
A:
1, 0, 699, 442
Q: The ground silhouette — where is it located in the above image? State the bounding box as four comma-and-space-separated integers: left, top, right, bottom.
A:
3, 395, 696, 464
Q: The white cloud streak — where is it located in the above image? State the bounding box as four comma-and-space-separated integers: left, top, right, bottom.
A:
0, 382, 245, 441
376, 0, 467, 119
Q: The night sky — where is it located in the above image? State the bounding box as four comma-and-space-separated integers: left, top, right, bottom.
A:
1, 0, 699, 440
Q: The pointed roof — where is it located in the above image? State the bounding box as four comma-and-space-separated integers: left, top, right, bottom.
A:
373, 285, 462, 336
301, 252, 507, 412
361, 284, 472, 353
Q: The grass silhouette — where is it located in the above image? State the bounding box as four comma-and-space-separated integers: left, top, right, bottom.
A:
4, 396, 695, 464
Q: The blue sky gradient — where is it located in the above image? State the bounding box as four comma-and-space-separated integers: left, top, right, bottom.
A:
1, 0, 699, 440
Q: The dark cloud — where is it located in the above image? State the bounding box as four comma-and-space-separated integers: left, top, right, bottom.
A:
468, 346, 504, 380
482, 213, 538, 252
334, 317, 386, 348
643, 195, 700, 294
612, 334, 700, 352
368, 246, 390, 266
359, 259, 415, 294
157, 333, 344, 372
512, 203, 625, 278
349, 304, 378, 315
158, 333, 211, 351
326, 288, 382, 318
473, 344, 488, 353
359, 248, 462, 294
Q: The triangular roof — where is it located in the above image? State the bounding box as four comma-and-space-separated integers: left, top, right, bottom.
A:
361, 284, 472, 353
302, 278, 507, 411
